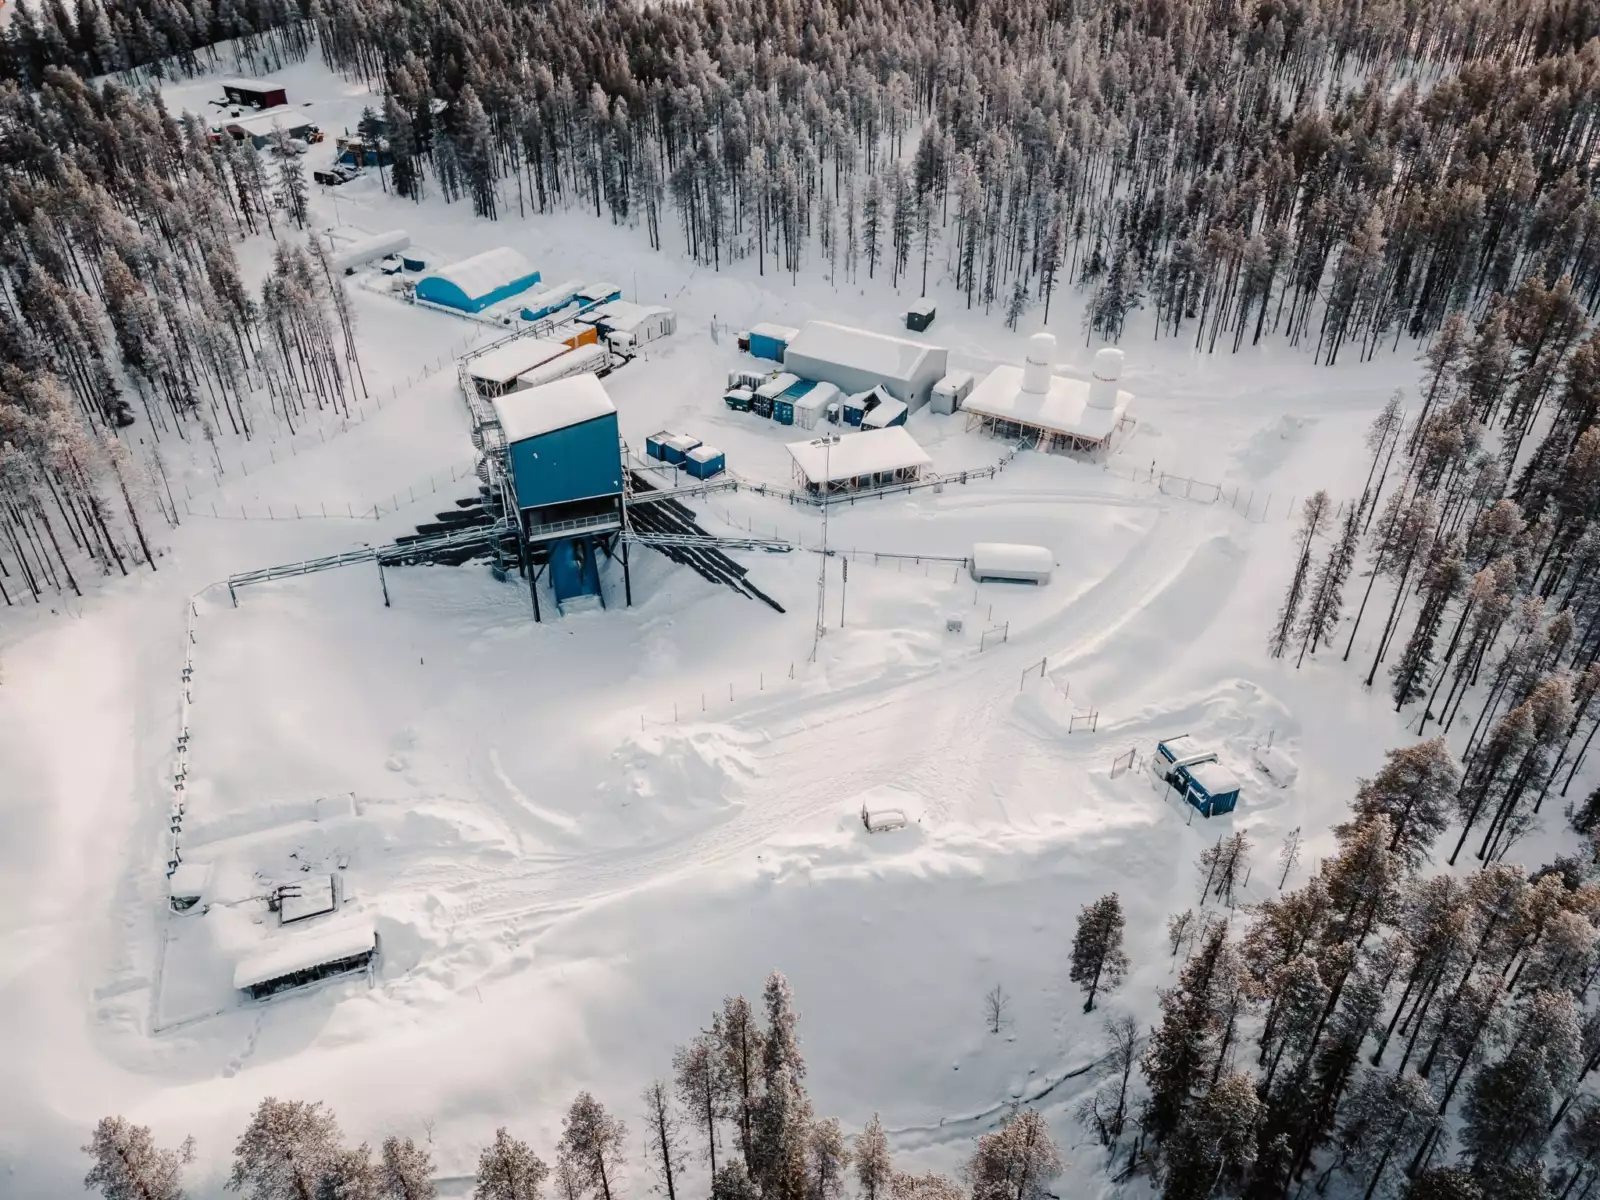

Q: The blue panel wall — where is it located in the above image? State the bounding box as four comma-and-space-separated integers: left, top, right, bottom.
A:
749, 332, 788, 361
417, 268, 541, 313
506, 414, 624, 511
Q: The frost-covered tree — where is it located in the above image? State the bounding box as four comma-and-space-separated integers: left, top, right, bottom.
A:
751, 972, 810, 1200
1336, 1070, 1439, 1199
1161, 1072, 1260, 1200
964, 1110, 1062, 1200
1070, 893, 1129, 1011
84, 1117, 194, 1200
717, 996, 764, 1171
228, 1099, 344, 1200
380, 1137, 435, 1200
559, 1095, 626, 1200
474, 1129, 548, 1200
1340, 739, 1460, 872
804, 1118, 849, 1200
643, 1080, 683, 1200
673, 1032, 726, 1177
1076, 1014, 1139, 1147
1272, 492, 1332, 658
853, 1115, 890, 1200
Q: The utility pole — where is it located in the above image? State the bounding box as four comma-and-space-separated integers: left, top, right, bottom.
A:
810, 433, 839, 661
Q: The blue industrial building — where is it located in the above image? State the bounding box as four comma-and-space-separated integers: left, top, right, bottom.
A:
491, 375, 629, 619
577, 281, 623, 306
416, 248, 540, 313
685, 444, 725, 479
1156, 736, 1242, 818
748, 323, 799, 362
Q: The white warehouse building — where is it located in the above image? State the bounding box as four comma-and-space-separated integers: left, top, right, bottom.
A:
782, 321, 949, 412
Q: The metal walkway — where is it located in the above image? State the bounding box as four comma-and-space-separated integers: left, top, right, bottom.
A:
225, 522, 510, 604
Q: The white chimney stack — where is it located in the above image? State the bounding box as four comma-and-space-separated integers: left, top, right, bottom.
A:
1088, 347, 1124, 410
1022, 332, 1056, 395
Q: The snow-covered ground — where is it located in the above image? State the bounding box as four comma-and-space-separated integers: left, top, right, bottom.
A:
0, 54, 1441, 1198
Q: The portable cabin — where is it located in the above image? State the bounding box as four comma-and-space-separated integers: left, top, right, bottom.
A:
685, 444, 726, 479
332, 230, 410, 274
645, 431, 674, 461
416, 248, 540, 314
662, 434, 702, 465
840, 392, 866, 426
793, 382, 839, 430
724, 387, 754, 412
577, 282, 623, 306
221, 77, 287, 109
234, 918, 377, 1000
783, 321, 949, 412
905, 301, 936, 332
774, 379, 815, 426
970, 543, 1053, 585
749, 323, 800, 362
492, 375, 628, 619
1155, 736, 1242, 819
754, 372, 798, 420
862, 397, 908, 428
931, 370, 976, 415
557, 324, 601, 350
520, 279, 585, 322
579, 300, 676, 345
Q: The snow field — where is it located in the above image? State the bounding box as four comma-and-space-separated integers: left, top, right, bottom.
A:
0, 52, 1436, 1200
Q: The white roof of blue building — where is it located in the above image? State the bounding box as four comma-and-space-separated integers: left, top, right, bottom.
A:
786, 321, 938, 384
427, 247, 534, 303
1187, 761, 1241, 795
233, 917, 375, 991
492, 374, 615, 443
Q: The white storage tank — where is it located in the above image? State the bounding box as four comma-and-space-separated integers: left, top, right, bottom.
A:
970, 542, 1054, 585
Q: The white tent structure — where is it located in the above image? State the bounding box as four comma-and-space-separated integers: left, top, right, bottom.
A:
578, 301, 677, 344
782, 321, 949, 411
332, 230, 410, 274
962, 339, 1133, 453
787, 427, 932, 493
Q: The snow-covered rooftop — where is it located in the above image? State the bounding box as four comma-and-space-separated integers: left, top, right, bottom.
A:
750, 323, 799, 340
233, 917, 376, 992
936, 369, 975, 391
971, 543, 1054, 577
756, 373, 801, 399
862, 397, 908, 428
220, 77, 283, 91
279, 875, 337, 924
687, 444, 722, 463
1187, 761, 1242, 796
787, 428, 932, 484
962, 365, 1132, 442
168, 862, 211, 900
226, 108, 317, 136
492, 374, 615, 443
427, 248, 536, 303
785, 322, 936, 384
793, 382, 839, 413
581, 300, 671, 334
468, 338, 570, 385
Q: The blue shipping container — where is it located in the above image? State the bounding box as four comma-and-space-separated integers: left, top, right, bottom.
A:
749, 332, 787, 361
773, 398, 795, 425
685, 446, 725, 479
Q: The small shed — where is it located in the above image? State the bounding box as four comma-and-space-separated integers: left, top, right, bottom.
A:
931, 370, 976, 415
579, 300, 676, 344
970, 543, 1053, 585
841, 392, 867, 426
1185, 762, 1243, 817
520, 278, 584, 322
646, 431, 674, 461
577, 282, 623, 305
221, 77, 287, 108
793, 382, 839, 429
685, 444, 726, 479
906, 301, 936, 332
1155, 736, 1242, 819
662, 433, 702, 465
749, 323, 800, 362
224, 108, 321, 149
724, 387, 754, 413
862, 397, 908, 428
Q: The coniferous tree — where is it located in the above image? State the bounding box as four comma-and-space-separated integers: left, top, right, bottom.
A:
1070, 893, 1130, 1011
474, 1129, 548, 1200
228, 1099, 344, 1200
853, 1116, 890, 1200
84, 1117, 194, 1200
379, 1137, 435, 1200
1272, 492, 1332, 658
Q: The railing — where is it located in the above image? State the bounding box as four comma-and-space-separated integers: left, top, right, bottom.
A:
525, 513, 622, 541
